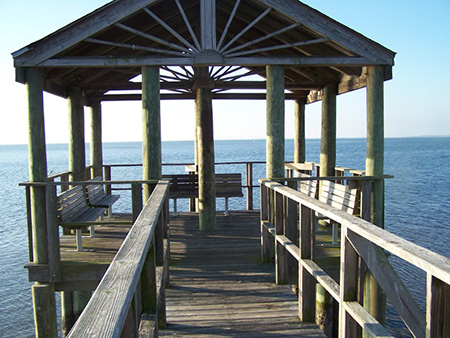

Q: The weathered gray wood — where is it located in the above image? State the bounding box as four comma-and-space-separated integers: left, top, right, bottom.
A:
294, 98, 306, 164
343, 301, 394, 338
67, 181, 169, 338
160, 211, 325, 337
68, 86, 86, 183
217, 0, 241, 50
46, 186, 61, 283
339, 227, 360, 337
262, 180, 450, 283
366, 66, 386, 329
299, 204, 316, 322
26, 68, 49, 264
14, 0, 162, 67
266, 65, 285, 179
36, 55, 382, 68
319, 84, 337, 178
255, 0, 395, 64
62, 291, 74, 337
427, 274, 450, 338
200, 0, 216, 49
132, 183, 143, 223
89, 102, 103, 178
175, 0, 201, 50
32, 284, 58, 338
246, 162, 253, 210
275, 192, 289, 284
195, 84, 216, 231
348, 230, 426, 337
142, 66, 162, 202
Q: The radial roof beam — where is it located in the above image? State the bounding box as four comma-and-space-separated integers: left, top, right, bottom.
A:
201, 0, 217, 50
13, 0, 160, 68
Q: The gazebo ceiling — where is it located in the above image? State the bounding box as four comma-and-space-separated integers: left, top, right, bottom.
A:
12, 0, 395, 104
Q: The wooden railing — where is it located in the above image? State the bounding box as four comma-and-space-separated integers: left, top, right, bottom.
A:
260, 179, 450, 338
67, 180, 170, 337
103, 161, 265, 210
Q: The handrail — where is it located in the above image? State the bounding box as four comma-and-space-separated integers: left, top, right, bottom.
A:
260, 179, 450, 338
67, 180, 170, 337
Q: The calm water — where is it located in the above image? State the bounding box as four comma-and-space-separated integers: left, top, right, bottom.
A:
0, 138, 449, 337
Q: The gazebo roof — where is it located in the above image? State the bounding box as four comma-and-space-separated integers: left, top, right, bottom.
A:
12, 0, 395, 104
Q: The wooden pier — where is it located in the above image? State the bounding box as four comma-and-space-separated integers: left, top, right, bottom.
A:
161, 211, 325, 337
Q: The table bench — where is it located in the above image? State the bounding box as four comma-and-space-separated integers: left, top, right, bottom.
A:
57, 180, 119, 251
164, 173, 243, 216
318, 180, 357, 244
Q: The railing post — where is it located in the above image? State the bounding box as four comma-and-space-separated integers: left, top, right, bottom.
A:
141, 239, 157, 334
286, 181, 298, 285
426, 274, 450, 338
132, 183, 143, 223
339, 226, 361, 337
275, 191, 289, 284
260, 184, 271, 263
246, 162, 253, 210
299, 203, 316, 322
104, 165, 112, 195
46, 186, 61, 283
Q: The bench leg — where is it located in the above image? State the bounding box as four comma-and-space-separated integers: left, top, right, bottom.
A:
76, 229, 83, 252
224, 198, 229, 216
173, 199, 178, 217
332, 222, 338, 244
90, 225, 95, 238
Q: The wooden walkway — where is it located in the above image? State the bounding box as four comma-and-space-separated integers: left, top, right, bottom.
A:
160, 210, 325, 338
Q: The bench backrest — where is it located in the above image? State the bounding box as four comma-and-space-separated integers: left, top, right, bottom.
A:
164, 173, 243, 198
319, 180, 357, 215
57, 185, 88, 222
297, 173, 317, 198
86, 177, 108, 205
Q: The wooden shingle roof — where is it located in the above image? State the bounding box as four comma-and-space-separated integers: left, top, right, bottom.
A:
12, 0, 395, 104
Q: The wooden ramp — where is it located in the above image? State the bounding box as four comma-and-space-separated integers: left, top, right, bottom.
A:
160, 210, 325, 338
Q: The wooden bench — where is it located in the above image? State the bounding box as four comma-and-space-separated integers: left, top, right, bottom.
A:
297, 173, 317, 198
318, 180, 357, 244
86, 176, 120, 216
57, 180, 120, 251
164, 173, 243, 216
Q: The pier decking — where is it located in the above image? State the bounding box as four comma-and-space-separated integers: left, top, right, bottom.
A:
160, 210, 325, 337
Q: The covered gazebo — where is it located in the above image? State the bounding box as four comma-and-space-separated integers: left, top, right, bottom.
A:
13, 0, 395, 336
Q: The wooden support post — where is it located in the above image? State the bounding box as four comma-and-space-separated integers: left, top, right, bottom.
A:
26, 68, 49, 264
266, 65, 285, 179
364, 65, 386, 329
90, 102, 103, 178
26, 68, 58, 338
195, 84, 216, 231
294, 98, 306, 164
142, 66, 162, 203
299, 204, 316, 322
427, 274, 450, 338
73, 291, 91, 321
246, 162, 253, 210
61, 291, 74, 337
318, 83, 338, 336
319, 84, 337, 178
32, 284, 57, 338
46, 186, 61, 283
68, 86, 86, 183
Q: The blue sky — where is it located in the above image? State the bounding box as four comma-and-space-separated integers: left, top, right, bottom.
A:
0, 0, 449, 145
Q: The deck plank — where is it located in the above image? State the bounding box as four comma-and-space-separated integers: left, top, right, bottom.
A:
160, 211, 325, 338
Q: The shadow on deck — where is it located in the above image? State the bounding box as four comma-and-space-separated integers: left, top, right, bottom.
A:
160, 210, 325, 338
